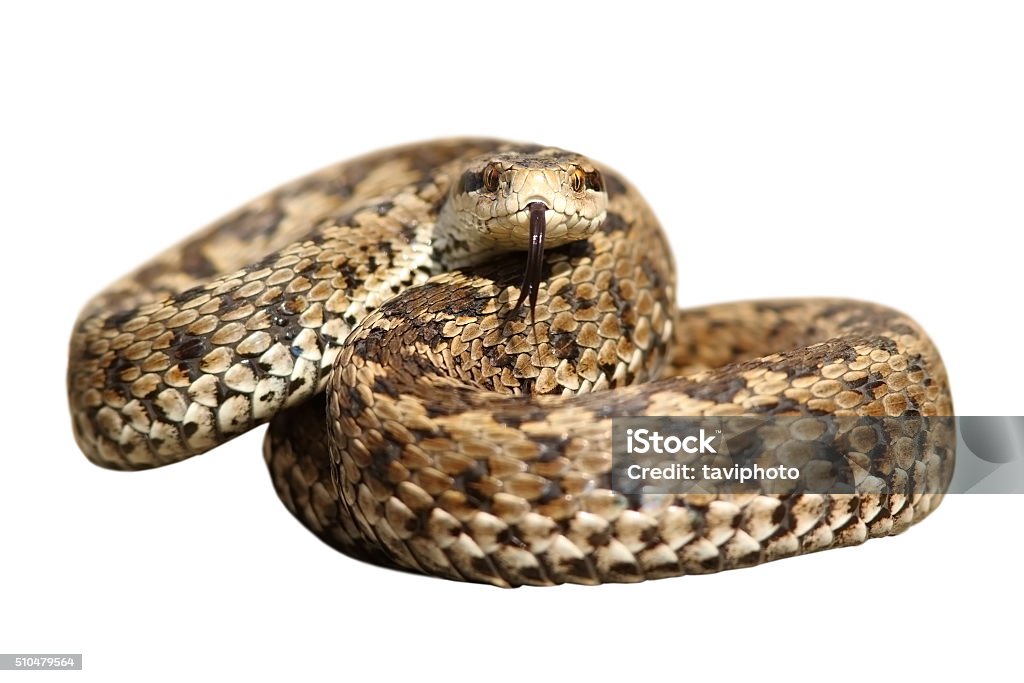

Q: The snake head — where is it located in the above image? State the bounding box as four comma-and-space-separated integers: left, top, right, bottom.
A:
444, 146, 609, 322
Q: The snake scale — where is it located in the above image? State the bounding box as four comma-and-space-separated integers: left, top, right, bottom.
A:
67, 138, 955, 587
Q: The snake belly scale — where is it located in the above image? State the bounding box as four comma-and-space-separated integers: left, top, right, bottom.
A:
67, 138, 955, 587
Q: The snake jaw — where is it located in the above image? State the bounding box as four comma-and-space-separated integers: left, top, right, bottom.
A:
508, 201, 547, 324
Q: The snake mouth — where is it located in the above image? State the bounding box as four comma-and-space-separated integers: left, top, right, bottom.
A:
507, 201, 548, 323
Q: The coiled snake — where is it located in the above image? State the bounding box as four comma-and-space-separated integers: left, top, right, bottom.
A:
67, 138, 955, 587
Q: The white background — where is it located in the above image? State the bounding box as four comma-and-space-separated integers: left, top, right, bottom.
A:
2, 2, 1022, 681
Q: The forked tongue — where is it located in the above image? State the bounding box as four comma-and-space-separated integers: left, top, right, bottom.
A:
508, 201, 547, 324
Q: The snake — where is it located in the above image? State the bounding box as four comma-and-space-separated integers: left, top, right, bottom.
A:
67, 138, 955, 587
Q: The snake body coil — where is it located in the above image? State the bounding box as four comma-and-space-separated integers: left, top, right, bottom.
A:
68, 139, 954, 587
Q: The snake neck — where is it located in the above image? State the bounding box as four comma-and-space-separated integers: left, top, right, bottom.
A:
431, 200, 509, 270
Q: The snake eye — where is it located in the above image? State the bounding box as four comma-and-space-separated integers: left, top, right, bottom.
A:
482, 163, 501, 192
570, 166, 586, 193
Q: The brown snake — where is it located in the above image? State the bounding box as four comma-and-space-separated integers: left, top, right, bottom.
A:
67, 138, 955, 587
